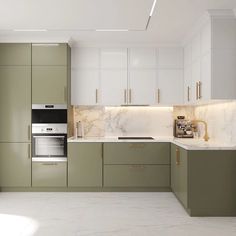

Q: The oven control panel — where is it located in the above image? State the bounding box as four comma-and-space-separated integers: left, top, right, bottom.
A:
32, 124, 67, 134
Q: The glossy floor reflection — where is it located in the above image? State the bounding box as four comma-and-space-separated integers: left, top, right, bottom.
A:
0, 192, 235, 236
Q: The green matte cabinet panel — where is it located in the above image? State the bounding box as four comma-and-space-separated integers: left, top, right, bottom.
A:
104, 165, 170, 187
68, 143, 102, 187
171, 144, 188, 208
32, 43, 68, 65
0, 143, 31, 187
171, 143, 236, 216
0, 43, 31, 65
188, 150, 236, 216
104, 143, 170, 164
32, 66, 67, 104
0, 66, 31, 142
32, 162, 67, 187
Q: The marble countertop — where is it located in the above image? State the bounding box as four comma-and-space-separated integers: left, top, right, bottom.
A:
68, 136, 236, 150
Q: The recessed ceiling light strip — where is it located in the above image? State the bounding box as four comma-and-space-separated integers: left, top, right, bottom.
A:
13, 29, 47, 32
95, 29, 129, 32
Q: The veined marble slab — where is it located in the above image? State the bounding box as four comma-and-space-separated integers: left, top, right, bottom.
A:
68, 136, 236, 150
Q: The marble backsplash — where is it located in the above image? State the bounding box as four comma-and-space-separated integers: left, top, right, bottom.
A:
72, 102, 236, 145
194, 101, 236, 145
73, 106, 174, 137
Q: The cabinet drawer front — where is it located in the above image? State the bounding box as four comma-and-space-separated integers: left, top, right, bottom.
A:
32, 66, 67, 104
0, 43, 31, 65
32, 43, 67, 65
104, 165, 170, 187
104, 143, 170, 164
32, 162, 67, 187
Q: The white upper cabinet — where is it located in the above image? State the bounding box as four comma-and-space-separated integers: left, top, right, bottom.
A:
71, 69, 100, 105
183, 10, 236, 104
101, 70, 127, 106
129, 48, 156, 69
156, 48, 184, 105
72, 48, 99, 69
157, 70, 183, 105
129, 70, 156, 105
158, 48, 183, 69
101, 48, 127, 69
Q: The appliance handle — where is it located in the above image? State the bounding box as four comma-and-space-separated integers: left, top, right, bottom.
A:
33, 135, 66, 138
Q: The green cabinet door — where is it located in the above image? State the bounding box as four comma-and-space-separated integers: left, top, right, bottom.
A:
68, 143, 103, 187
32, 43, 68, 65
0, 66, 31, 142
171, 144, 188, 208
32, 66, 67, 104
0, 43, 31, 65
32, 162, 67, 187
0, 143, 31, 187
104, 143, 170, 164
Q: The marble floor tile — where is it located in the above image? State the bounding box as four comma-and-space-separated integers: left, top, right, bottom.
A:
0, 192, 235, 236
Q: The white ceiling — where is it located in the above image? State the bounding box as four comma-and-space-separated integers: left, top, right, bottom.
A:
0, 0, 236, 45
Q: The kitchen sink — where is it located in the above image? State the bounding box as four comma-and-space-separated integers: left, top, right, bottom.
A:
118, 137, 154, 140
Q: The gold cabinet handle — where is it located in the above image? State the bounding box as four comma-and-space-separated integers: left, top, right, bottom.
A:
64, 86, 67, 102
129, 165, 145, 170
129, 89, 132, 104
198, 81, 202, 99
196, 82, 199, 100
129, 143, 145, 148
42, 163, 58, 166
95, 89, 98, 104
187, 86, 190, 102
124, 89, 127, 104
28, 144, 31, 159
156, 88, 160, 103
28, 125, 31, 141
176, 148, 180, 165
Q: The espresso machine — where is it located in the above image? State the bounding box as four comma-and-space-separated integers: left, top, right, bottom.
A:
174, 116, 194, 138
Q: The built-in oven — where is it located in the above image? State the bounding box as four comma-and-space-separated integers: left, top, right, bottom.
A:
32, 104, 67, 162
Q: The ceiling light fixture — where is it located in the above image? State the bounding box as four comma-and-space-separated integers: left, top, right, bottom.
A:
95, 29, 129, 32
13, 29, 48, 32
149, 0, 157, 16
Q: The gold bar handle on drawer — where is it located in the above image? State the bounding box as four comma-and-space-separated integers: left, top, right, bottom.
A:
129, 165, 145, 170
129, 143, 145, 148
95, 89, 98, 104
42, 163, 58, 166
156, 88, 160, 103
176, 148, 180, 165
28, 125, 31, 141
198, 81, 202, 99
28, 144, 31, 159
124, 89, 127, 104
187, 86, 190, 102
129, 89, 132, 104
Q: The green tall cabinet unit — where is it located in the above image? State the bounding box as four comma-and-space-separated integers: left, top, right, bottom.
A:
32, 43, 69, 104
171, 143, 236, 216
68, 143, 103, 187
0, 43, 31, 187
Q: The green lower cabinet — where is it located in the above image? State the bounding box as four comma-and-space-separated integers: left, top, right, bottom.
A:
68, 143, 103, 187
171, 143, 236, 216
0, 143, 31, 187
32, 162, 67, 187
104, 165, 170, 187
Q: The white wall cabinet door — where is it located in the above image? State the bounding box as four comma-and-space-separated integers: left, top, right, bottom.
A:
101, 70, 127, 106
129, 48, 156, 69
184, 66, 192, 104
157, 70, 183, 105
71, 69, 100, 105
129, 70, 156, 105
101, 49, 127, 69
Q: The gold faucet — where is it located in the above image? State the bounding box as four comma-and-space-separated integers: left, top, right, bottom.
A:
191, 120, 210, 142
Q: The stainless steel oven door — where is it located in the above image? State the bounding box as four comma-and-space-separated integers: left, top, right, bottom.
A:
32, 134, 67, 162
